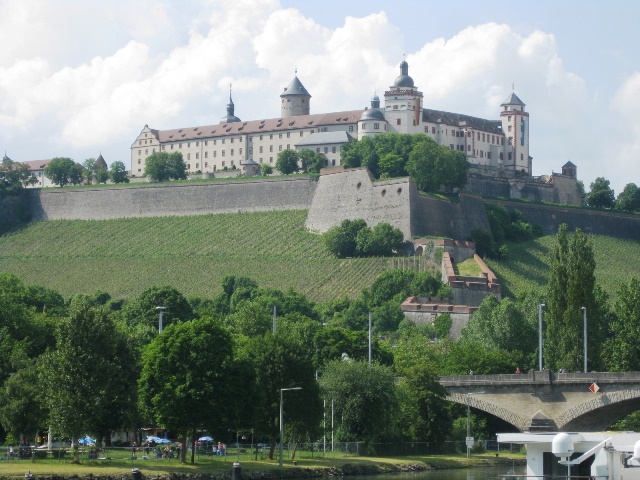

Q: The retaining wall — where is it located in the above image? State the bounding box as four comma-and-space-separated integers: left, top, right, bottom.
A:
26, 177, 317, 221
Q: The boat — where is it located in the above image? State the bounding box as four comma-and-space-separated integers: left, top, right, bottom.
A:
497, 431, 640, 480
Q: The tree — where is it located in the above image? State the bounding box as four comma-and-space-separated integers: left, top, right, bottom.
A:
299, 149, 326, 174
43, 303, 138, 461
356, 222, 404, 256
261, 163, 273, 176
82, 158, 97, 184
602, 278, 640, 371
615, 183, 640, 212
378, 153, 405, 178
94, 165, 109, 184
322, 219, 367, 257
396, 364, 451, 442
406, 138, 441, 192
144, 151, 187, 181
122, 285, 194, 331
241, 333, 321, 459
109, 161, 129, 183
139, 318, 245, 463
545, 225, 607, 371
275, 149, 299, 175
319, 359, 396, 445
0, 157, 35, 196
44, 157, 83, 187
586, 177, 615, 209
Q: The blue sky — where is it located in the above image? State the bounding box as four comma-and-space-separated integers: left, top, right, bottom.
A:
1, 0, 638, 194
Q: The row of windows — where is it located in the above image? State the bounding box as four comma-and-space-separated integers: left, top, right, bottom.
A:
316, 146, 337, 154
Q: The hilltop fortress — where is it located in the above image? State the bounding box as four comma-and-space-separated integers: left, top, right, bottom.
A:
130, 59, 581, 206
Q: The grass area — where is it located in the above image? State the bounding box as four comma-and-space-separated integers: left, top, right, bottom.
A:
0, 452, 524, 477
454, 258, 482, 277
486, 235, 640, 299
0, 210, 436, 302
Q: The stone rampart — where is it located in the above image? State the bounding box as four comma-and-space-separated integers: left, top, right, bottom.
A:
26, 177, 317, 221
0, 193, 31, 233
485, 198, 640, 241
306, 168, 413, 238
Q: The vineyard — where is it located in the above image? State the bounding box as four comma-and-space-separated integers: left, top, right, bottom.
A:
0, 210, 436, 302
1, 209, 637, 302
487, 235, 640, 299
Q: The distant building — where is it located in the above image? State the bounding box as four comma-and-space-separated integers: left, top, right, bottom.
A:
19, 159, 54, 188
131, 60, 532, 177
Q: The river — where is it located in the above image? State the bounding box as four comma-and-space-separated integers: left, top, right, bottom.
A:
349, 466, 526, 480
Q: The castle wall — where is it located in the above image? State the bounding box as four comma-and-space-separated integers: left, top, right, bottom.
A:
305, 167, 413, 238
0, 193, 30, 233
485, 198, 640, 241
27, 177, 317, 221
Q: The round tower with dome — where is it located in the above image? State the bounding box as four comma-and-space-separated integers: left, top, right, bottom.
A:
358, 93, 387, 140
383, 59, 424, 133
280, 72, 311, 118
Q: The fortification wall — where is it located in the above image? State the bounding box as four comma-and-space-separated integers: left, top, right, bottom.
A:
27, 177, 317, 221
305, 168, 413, 238
0, 193, 30, 233
486, 198, 640, 241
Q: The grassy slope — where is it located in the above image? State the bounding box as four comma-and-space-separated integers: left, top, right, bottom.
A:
486, 235, 640, 299
0, 210, 436, 302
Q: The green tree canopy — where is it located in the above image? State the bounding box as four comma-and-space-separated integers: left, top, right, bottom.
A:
44, 157, 83, 187
0, 157, 35, 196
615, 183, 640, 212
139, 317, 245, 463
299, 149, 326, 174
144, 151, 187, 181
319, 359, 396, 444
275, 149, 300, 175
260, 162, 273, 176
602, 278, 640, 371
406, 137, 469, 193
586, 177, 615, 209
109, 161, 129, 183
545, 225, 608, 371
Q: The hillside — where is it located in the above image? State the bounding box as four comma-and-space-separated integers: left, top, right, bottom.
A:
486, 235, 640, 299
0, 210, 436, 302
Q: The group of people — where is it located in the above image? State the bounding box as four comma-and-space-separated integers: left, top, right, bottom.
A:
215, 442, 226, 456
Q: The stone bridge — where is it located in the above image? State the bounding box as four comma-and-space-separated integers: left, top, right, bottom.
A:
440, 370, 640, 432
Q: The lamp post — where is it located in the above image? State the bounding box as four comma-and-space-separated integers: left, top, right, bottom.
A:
466, 397, 471, 458
538, 303, 545, 371
156, 306, 166, 333
368, 312, 372, 365
582, 307, 587, 373
279, 387, 302, 467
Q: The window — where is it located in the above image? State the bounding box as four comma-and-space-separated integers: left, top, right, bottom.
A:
138, 159, 141, 164
162, 145, 165, 150
287, 132, 290, 138
396, 118, 401, 125
508, 116, 511, 121
270, 146, 273, 152
480, 151, 483, 158
187, 153, 191, 160
214, 151, 217, 157
205, 141, 208, 146
324, 147, 328, 153
332, 146, 336, 153
196, 141, 199, 146
196, 163, 199, 168
260, 146, 263, 153
231, 138, 234, 143
260, 135, 263, 140
393, 105, 398, 109
187, 164, 190, 169
286, 144, 290, 149
249, 147, 252, 154
269, 134, 273, 139
316, 148, 320, 153
477, 133, 480, 140
188, 142, 190, 147
222, 161, 225, 167
521, 153, 524, 160
222, 150, 226, 156
278, 145, 283, 151
450, 145, 454, 150
270, 157, 273, 163
259, 158, 263, 163
362, 123, 366, 130
179, 143, 182, 148
487, 152, 492, 159
482, 133, 486, 142
467, 145, 471, 151
230, 149, 234, 155
300, 131, 304, 136
214, 140, 217, 145
138, 150, 141, 155
170, 144, 174, 150
205, 162, 208, 167
249, 137, 252, 142
205, 152, 208, 158
139, 141, 142, 145
508, 153, 512, 160
349, 126, 353, 132
374, 123, 379, 129
508, 125, 512, 132
145, 149, 148, 154
196, 153, 199, 159
508, 137, 513, 145
424, 126, 428, 133
499, 153, 503, 160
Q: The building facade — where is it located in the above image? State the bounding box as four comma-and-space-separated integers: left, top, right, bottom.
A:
131, 60, 532, 177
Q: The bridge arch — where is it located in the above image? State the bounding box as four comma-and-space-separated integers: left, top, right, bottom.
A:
558, 389, 640, 431
447, 392, 530, 432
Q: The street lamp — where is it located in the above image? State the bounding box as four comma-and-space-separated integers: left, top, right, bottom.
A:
368, 312, 372, 365
538, 304, 545, 371
156, 306, 166, 333
582, 307, 587, 373
279, 387, 302, 467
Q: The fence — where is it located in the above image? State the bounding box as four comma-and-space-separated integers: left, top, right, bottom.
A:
0, 441, 522, 463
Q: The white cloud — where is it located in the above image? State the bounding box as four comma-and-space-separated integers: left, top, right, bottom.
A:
610, 72, 640, 184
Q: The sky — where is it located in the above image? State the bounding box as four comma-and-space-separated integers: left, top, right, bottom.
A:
1, 0, 639, 194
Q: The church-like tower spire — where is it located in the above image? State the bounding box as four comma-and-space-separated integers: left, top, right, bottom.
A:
220, 84, 241, 123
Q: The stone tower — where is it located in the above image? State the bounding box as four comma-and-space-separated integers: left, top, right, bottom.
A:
280, 73, 311, 118
384, 59, 423, 133
220, 85, 241, 124
500, 92, 530, 173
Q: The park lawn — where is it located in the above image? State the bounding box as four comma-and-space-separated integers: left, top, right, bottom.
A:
454, 258, 482, 277
0, 452, 525, 477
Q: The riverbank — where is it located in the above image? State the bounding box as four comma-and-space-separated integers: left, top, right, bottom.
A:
0, 453, 525, 479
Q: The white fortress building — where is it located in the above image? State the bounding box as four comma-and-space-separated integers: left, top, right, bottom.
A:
131, 60, 531, 177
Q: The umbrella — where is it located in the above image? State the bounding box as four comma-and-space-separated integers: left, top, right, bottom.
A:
78, 436, 96, 445
155, 438, 171, 444
198, 436, 214, 442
